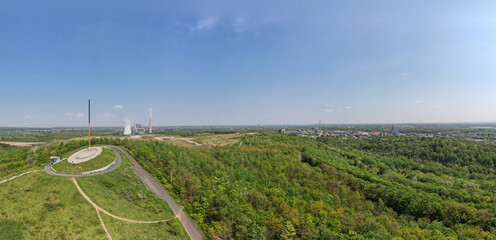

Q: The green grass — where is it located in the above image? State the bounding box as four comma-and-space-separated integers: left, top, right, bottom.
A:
52, 148, 115, 173
0, 172, 107, 239
0, 147, 187, 239
192, 133, 242, 146
77, 150, 176, 221
101, 214, 189, 240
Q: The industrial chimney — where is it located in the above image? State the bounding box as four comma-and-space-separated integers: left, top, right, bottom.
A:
149, 107, 152, 134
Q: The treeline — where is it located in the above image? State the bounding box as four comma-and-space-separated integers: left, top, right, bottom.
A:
320, 136, 496, 174
91, 135, 496, 239
0, 140, 87, 178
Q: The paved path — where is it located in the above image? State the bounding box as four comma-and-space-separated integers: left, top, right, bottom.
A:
44, 146, 121, 177
112, 146, 206, 240
44, 145, 205, 240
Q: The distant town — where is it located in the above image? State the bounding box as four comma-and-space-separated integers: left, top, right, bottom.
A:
278, 123, 496, 142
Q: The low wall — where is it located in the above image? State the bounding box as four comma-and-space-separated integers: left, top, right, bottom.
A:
50, 156, 117, 176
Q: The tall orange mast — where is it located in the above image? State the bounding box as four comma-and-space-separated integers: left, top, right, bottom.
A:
88, 99, 91, 148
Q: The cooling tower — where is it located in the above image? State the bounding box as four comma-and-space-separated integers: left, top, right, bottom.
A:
123, 121, 132, 135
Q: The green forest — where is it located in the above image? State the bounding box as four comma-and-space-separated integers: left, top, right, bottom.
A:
4, 134, 496, 239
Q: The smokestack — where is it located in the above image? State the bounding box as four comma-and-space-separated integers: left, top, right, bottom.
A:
149, 107, 152, 134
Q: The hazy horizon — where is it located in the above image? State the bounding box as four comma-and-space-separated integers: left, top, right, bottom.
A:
4, 120, 496, 129
1, 1, 496, 127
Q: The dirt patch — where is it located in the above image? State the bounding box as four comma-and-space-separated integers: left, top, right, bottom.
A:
155, 137, 202, 146
71, 178, 177, 224
192, 133, 243, 146
0, 141, 46, 147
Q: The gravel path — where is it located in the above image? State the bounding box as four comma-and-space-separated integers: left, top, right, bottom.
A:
44, 146, 121, 177
44, 145, 205, 240
0, 170, 43, 185
113, 146, 206, 240
96, 208, 113, 240
71, 177, 176, 224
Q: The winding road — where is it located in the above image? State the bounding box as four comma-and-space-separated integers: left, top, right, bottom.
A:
44, 146, 122, 177
112, 146, 206, 240
44, 145, 205, 240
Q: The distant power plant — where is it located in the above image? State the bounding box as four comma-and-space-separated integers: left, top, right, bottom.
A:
134, 123, 145, 135
122, 107, 152, 135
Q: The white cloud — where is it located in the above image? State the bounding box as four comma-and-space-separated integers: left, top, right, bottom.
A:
113, 105, 123, 109
190, 17, 218, 31
63, 113, 74, 116
434, 105, 441, 109
324, 109, 335, 113
104, 113, 116, 119
402, 72, 408, 77
24, 114, 37, 119
76, 113, 85, 117
414, 100, 423, 104
344, 106, 352, 110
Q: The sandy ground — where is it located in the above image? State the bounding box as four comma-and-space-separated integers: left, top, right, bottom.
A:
0, 141, 46, 146
154, 136, 202, 146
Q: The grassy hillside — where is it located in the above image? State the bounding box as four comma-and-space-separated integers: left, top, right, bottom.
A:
0, 172, 107, 239
0, 145, 189, 240
52, 148, 116, 173
101, 214, 185, 240
77, 151, 176, 221
0, 140, 89, 178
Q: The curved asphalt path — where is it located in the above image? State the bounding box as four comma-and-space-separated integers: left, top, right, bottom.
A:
44, 145, 205, 240
112, 146, 206, 240
44, 146, 122, 177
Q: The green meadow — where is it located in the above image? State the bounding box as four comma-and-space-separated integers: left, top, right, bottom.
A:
0, 147, 188, 240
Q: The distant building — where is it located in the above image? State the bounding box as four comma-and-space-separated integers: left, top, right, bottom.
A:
133, 124, 145, 135
50, 156, 61, 164
277, 128, 286, 134
370, 131, 381, 137
393, 129, 400, 136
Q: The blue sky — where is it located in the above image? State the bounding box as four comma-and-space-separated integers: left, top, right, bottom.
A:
1, 1, 496, 127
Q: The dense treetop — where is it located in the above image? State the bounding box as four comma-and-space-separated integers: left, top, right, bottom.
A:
4, 134, 496, 239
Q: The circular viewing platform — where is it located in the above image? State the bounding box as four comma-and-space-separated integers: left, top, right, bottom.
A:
68, 147, 103, 164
